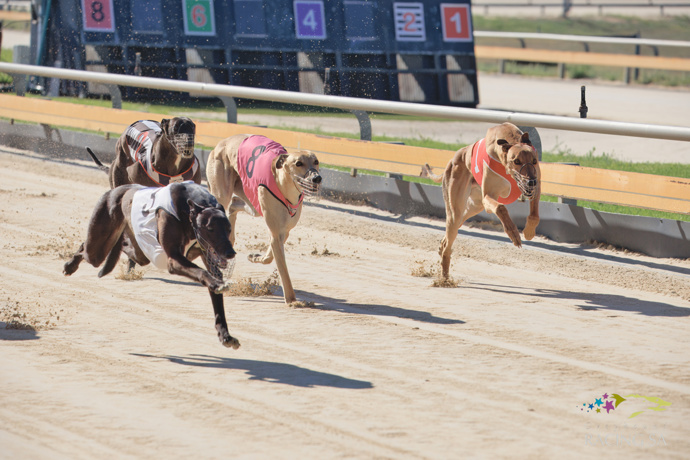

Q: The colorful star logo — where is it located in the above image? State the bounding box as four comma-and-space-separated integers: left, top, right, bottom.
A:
604, 400, 615, 413
579, 392, 672, 418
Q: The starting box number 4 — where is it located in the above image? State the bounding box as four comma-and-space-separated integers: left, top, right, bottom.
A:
294, 1, 327, 39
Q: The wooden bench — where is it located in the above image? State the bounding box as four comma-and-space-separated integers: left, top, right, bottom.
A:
475, 45, 690, 72
0, 94, 687, 214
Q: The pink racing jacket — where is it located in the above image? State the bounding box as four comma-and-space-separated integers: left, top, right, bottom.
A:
471, 138, 522, 205
237, 135, 303, 217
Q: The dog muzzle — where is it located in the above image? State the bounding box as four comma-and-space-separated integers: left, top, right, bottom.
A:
513, 164, 538, 200
194, 230, 236, 292
292, 169, 322, 198
172, 133, 195, 159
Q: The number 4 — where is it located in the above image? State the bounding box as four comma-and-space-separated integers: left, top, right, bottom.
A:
303, 9, 317, 31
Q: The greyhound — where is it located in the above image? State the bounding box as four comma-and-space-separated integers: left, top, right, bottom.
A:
63, 181, 240, 348
205, 134, 322, 306
421, 122, 541, 279
87, 117, 201, 188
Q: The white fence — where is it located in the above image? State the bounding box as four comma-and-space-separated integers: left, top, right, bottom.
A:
474, 31, 690, 50
1, 62, 689, 144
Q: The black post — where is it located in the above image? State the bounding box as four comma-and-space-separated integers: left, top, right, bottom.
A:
579, 85, 588, 119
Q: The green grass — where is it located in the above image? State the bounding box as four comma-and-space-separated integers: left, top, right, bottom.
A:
543, 149, 690, 179
473, 15, 690, 41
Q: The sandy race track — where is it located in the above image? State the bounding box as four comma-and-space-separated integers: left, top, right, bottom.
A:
1, 147, 689, 459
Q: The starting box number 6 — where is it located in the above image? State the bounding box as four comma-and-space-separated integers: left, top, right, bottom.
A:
182, 0, 216, 36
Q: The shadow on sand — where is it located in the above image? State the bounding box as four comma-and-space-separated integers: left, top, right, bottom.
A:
132, 353, 373, 389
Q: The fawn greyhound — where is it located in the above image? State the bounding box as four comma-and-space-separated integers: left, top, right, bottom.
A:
421, 123, 541, 279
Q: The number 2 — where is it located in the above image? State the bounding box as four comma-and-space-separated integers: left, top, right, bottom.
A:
402, 12, 418, 32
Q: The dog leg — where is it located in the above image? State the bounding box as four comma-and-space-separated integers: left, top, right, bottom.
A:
98, 234, 124, 278
63, 243, 85, 275
440, 214, 463, 280
269, 231, 296, 305
439, 160, 476, 279
523, 187, 541, 241
483, 196, 522, 247
209, 290, 240, 349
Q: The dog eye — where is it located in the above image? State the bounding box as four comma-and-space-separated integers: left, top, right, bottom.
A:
532, 159, 538, 165
514, 159, 521, 165
296, 161, 303, 167
314, 160, 319, 165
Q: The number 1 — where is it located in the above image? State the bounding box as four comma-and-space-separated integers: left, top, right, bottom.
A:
449, 11, 462, 34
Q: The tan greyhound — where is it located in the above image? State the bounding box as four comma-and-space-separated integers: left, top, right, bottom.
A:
206, 134, 321, 306
422, 122, 541, 279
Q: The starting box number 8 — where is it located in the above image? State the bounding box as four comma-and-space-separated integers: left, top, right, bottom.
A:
81, 0, 115, 32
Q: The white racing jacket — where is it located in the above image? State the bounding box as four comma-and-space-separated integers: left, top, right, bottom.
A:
130, 182, 194, 270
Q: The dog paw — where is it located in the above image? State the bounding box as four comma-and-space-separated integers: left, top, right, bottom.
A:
220, 332, 241, 349
504, 224, 522, 247
523, 227, 536, 241
288, 300, 315, 308
213, 281, 232, 295
63, 260, 78, 276
523, 217, 539, 241
248, 253, 272, 264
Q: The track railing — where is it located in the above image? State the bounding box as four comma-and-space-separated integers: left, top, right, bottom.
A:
0, 63, 688, 215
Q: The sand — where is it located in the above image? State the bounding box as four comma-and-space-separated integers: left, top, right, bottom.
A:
1, 147, 689, 459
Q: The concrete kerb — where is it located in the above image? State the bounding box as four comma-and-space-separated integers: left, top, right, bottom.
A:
0, 120, 687, 259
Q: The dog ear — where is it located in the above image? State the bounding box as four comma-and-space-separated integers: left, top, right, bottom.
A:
520, 132, 532, 145
187, 199, 203, 222
275, 154, 289, 169
497, 139, 512, 152
160, 118, 171, 135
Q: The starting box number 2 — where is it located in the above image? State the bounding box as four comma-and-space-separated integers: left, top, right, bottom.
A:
393, 2, 472, 43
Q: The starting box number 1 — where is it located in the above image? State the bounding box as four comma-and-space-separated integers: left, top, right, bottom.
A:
440, 3, 472, 42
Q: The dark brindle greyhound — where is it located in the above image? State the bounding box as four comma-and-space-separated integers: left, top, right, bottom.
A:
63, 181, 240, 348
87, 117, 201, 188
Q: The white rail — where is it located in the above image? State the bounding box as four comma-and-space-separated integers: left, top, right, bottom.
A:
474, 31, 690, 49
1, 62, 689, 143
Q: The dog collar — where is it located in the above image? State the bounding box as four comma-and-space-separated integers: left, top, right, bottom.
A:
139, 155, 200, 187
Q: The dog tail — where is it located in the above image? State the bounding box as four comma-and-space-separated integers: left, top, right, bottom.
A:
86, 147, 109, 174
420, 163, 443, 183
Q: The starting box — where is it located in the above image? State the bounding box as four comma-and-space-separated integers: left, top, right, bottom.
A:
36, 0, 478, 106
